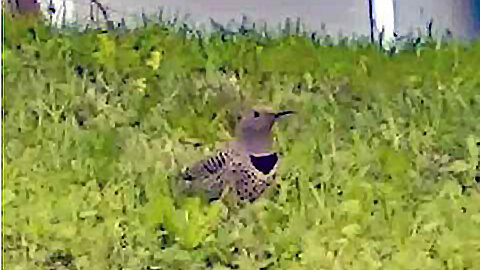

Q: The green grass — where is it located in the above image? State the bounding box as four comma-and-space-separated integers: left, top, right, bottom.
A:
3, 15, 480, 270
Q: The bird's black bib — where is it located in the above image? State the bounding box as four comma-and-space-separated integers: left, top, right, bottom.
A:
249, 153, 278, 175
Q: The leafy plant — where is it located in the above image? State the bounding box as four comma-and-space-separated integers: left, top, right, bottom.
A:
3, 13, 480, 270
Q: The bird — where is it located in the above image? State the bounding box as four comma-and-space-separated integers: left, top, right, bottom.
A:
178, 108, 294, 204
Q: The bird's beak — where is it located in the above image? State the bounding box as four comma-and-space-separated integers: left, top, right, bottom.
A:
274, 110, 295, 119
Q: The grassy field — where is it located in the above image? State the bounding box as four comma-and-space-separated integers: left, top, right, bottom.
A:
3, 14, 480, 270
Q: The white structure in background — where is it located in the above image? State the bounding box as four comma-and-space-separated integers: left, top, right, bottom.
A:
40, 0, 76, 26
371, 0, 396, 49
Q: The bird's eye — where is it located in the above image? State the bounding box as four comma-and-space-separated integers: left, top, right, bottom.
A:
253, 111, 260, 118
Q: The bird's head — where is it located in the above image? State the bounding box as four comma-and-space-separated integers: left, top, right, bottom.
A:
235, 109, 294, 154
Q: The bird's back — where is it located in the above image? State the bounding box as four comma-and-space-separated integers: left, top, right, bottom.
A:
180, 142, 278, 203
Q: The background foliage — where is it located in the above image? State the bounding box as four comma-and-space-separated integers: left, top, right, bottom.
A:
3, 14, 480, 270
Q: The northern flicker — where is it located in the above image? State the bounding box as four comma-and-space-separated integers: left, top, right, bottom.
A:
179, 109, 294, 203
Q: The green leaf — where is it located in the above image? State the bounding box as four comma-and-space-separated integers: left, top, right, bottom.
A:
466, 135, 478, 161
2, 189, 16, 206
340, 200, 362, 215
443, 160, 470, 173
342, 224, 362, 238
78, 210, 98, 219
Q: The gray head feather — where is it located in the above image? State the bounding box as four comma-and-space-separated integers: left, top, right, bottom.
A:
235, 109, 294, 154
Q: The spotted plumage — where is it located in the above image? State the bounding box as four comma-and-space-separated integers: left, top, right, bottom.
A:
179, 109, 294, 203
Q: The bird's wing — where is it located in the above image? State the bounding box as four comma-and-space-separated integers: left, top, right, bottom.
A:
180, 150, 230, 181
179, 150, 232, 201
